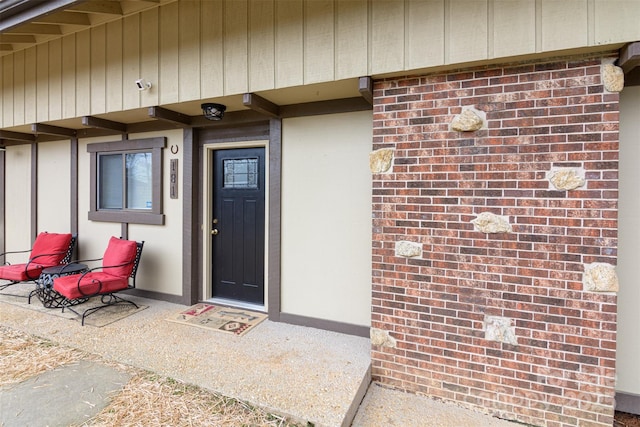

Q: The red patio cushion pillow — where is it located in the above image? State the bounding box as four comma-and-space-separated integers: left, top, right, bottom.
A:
53, 272, 129, 300
102, 237, 138, 279
30, 232, 73, 267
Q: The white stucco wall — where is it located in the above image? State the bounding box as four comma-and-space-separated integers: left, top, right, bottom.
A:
77, 129, 183, 296
617, 85, 640, 396
3, 144, 31, 259
37, 140, 71, 234
280, 111, 372, 327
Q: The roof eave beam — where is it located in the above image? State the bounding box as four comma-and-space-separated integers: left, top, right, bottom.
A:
619, 42, 640, 74
148, 106, 192, 127
82, 116, 127, 134
32, 123, 77, 137
0, 129, 36, 142
359, 76, 373, 106
243, 93, 280, 118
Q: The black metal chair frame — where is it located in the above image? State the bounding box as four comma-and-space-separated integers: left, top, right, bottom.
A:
60, 240, 144, 326
0, 234, 77, 293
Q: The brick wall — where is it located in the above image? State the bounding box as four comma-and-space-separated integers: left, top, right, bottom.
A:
371, 53, 619, 427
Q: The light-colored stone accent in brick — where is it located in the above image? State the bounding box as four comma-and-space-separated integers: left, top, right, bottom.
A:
369, 148, 394, 174
583, 262, 619, 292
450, 108, 485, 132
370, 328, 397, 348
484, 316, 517, 345
395, 240, 422, 258
602, 62, 624, 93
471, 212, 512, 233
547, 167, 586, 191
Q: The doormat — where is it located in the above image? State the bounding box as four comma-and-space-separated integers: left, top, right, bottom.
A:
166, 303, 267, 336
0, 283, 148, 327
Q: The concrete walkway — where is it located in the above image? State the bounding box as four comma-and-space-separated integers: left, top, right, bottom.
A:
0, 291, 516, 427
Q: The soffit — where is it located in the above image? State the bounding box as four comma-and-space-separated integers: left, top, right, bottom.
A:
0, 0, 165, 56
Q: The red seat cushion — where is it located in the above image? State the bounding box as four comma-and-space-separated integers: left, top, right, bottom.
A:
102, 237, 138, 278
0, 263, 44, 281
53, 272, 129, 300
30, 232, 73, 267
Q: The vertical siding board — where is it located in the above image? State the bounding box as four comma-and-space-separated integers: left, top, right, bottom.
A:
201, 0, 224, 98
371, 0, 405, 74
493, 0, 535, 58
90, 25, 106, 115
106, 20, 123, 113
160, 2, 179, 104
224, 0, 249, 94
179, 0, 201, 102
122, 14, 141, 111
406, 0, 445, 70
594, 0, 640, 44
140, 7, 159, 107
49, 39, 62, 121
62, 35, 76, 119
249, 0, 275, 92
447, 0, 488, 64
24, 47, 37, 123
76, 30, 90, 117
275, 0, 303, 88
36, 44, 49, 122
0, 58, 3, 127
304, 0, 334, 84
335, 0, 368, 79
3, 56, 13, 126
540, 0, 588, 52
13, 51, 25, 125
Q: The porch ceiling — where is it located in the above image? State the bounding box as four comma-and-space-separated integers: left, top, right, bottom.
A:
0, 76, 371, 146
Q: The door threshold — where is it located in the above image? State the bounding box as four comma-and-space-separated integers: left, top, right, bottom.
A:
206, 297, 266, 313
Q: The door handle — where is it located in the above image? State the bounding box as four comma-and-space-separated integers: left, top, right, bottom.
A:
211, 229, 219, 235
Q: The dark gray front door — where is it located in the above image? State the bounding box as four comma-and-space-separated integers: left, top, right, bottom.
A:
211, 148, 265, 304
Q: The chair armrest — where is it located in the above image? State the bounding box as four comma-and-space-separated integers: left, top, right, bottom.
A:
29, 250, 68, 264
0, 248, 31, 261
74, 270, 103, 297
72, 259, 135, 297
24, 250, 71, 279
57, 258, 103, 275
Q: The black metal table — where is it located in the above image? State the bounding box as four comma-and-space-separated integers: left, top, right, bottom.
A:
29, 263, 89, 308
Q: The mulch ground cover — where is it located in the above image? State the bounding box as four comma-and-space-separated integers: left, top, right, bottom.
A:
616, 411, 640, 427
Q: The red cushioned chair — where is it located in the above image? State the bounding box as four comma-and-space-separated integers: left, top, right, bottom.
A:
0, 232, 76, 292
53, 236, 144, 325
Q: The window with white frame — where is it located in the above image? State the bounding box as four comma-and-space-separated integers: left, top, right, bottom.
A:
88, 137, 165, 225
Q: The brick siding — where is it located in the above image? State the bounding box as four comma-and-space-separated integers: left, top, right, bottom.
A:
371, 53, 619, 427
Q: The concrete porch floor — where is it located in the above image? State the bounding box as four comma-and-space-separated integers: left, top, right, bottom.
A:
0, 293, 517, 426
0, 294, 370, 426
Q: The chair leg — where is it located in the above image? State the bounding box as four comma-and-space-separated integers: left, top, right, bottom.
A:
79, 293, 139, 326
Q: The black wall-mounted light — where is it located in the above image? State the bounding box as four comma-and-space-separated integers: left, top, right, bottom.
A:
201, 103, 226, 121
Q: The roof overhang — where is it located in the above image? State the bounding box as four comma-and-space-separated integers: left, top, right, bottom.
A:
0, 0, 162, 55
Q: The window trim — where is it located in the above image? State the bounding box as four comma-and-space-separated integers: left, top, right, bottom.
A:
88, 137, 166, 225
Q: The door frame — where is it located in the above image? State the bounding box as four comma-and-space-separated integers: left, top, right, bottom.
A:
202, 140, 269, 311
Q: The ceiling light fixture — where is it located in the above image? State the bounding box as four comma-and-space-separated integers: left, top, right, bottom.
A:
201, 103, 226, 121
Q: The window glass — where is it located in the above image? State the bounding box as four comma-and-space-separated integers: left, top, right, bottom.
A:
88, 137, 165, 225
126, 153, 153, 210
98, 154, 123, 209
223, 158, 258, 189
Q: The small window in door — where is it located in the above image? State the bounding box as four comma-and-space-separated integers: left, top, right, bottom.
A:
223, 158, 259, 189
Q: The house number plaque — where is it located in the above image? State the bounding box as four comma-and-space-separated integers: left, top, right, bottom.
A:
170, 159, 178, 199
